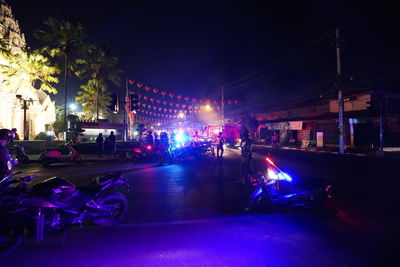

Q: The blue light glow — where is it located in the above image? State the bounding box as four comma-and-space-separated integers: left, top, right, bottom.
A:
278, 172, 292, 182
175, 133, 185, 143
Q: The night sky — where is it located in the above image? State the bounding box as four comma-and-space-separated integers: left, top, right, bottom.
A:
10, 0, 400, 110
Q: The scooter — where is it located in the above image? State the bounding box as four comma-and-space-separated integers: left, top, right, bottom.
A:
39, 143, 81, 167
245, 157, 332, 212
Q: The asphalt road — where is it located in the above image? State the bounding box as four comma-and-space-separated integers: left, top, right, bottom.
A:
2, 149, 399, 267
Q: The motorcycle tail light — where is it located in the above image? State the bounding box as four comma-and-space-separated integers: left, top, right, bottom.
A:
146, 145, 152, 150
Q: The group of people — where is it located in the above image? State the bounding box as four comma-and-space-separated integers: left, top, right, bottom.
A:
96, 131, 117, 158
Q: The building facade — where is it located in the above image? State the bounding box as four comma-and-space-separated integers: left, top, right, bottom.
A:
0, 0, 56, 139
256, 91, 400, 150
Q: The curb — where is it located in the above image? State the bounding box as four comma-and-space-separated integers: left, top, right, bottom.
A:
252, 144, 371, 157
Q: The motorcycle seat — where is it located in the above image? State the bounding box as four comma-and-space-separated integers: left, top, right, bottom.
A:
78, 172, 122, 193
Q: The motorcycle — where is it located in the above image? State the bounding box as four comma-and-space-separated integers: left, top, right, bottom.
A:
39, 143, 81, 167
0, 166, 129, 258
244, 157, 332, 212
13, 145, 30, 164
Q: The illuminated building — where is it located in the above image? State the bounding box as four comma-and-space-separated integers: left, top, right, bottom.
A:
0, 0, 56, 138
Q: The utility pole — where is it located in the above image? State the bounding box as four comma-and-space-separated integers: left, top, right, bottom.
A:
63, 54, 68, 141
221, 86, 224, 130
123, 78, 128, 142
335, 28, 345, 154
379, 96, 384, 152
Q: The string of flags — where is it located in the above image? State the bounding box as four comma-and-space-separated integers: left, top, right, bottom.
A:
127, 78, 240, 123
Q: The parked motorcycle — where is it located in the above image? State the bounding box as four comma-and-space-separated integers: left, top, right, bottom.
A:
13, 145, 30, 164
244, 157, 332, 212
0, 169, 129, 258
39, 143, 81, 167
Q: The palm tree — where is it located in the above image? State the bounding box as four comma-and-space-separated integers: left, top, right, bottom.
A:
75, 44, 122, 120
34, 17, 86, 138
1, 49, 60, 93
75, 79, 112, 120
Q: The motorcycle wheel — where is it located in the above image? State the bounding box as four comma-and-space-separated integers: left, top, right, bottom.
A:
244, 196, 262, 212
72, 155, 82, 163
310, 192, 326, 212
92, 192, 128, 227
40, 158, 52, 167
18, 155, 30, 164
0, 227, 23, 258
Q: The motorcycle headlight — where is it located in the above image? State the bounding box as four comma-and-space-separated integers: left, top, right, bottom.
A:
6, 160, 12, 171
267, 168, 279, 180
278, 172, 292, 182
267, 168, 292, 182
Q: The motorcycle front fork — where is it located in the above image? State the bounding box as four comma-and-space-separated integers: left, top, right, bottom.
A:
35, 208, 45, 242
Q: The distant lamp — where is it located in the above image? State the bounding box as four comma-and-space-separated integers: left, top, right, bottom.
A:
204, 105, 211, 112
45, 130, 54, 136
69, 103, 77, 111
178, 112, 185, 119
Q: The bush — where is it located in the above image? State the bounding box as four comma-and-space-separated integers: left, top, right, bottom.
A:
34, 132, 47, 140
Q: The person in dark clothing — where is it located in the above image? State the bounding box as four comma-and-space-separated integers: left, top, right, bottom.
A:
216, 132, 224, 159
146, 131, 154, 146
96, 133, 104, 158
238, 130, 253, 185
159, 132, 172, 165
109, 131, 117, 157
0, 129, 17, 178
104, 137, 109, 155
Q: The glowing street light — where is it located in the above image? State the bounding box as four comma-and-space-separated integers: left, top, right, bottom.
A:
69, 103, 77, 111
204, 104, 211, 112
178, 112, 185, 119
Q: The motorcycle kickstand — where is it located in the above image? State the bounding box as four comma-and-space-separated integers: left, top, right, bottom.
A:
60, 228, 70, 248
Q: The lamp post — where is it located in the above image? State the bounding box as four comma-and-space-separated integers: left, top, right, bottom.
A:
16, 94, 34, 140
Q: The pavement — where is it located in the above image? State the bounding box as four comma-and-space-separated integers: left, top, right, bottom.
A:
2, 149, 399, 266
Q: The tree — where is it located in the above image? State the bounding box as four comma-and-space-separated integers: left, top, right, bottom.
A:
52, 106, 65, 139
75, 44, 122, 120
75, 79, 112, 120
1, 49, 60, 93
34, 17, 87, 136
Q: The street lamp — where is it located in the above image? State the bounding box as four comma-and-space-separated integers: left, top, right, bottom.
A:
178, 112, 185, 119
16, 95, 34, 140
69, 103, 77, 112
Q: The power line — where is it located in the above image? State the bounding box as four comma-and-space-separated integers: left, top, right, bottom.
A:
222, 34, 328, 88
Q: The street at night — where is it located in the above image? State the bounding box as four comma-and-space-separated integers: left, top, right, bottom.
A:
1, 0, 400, 266
1, 148, 399, 267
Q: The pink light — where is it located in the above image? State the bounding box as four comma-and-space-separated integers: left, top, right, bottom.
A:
146, 145, 152, 150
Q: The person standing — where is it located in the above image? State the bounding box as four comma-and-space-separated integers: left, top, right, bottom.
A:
272, 131, 279, 149
11, 128, 19, 141
216, 132, 224, 159
104, 137, 109, 155
0, 129, 17, 178
146, 131, 154, 146
96, 133, 104, 158
109, 131, 117, 157
159, 132, 172, 165
238, 130, 253, 185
